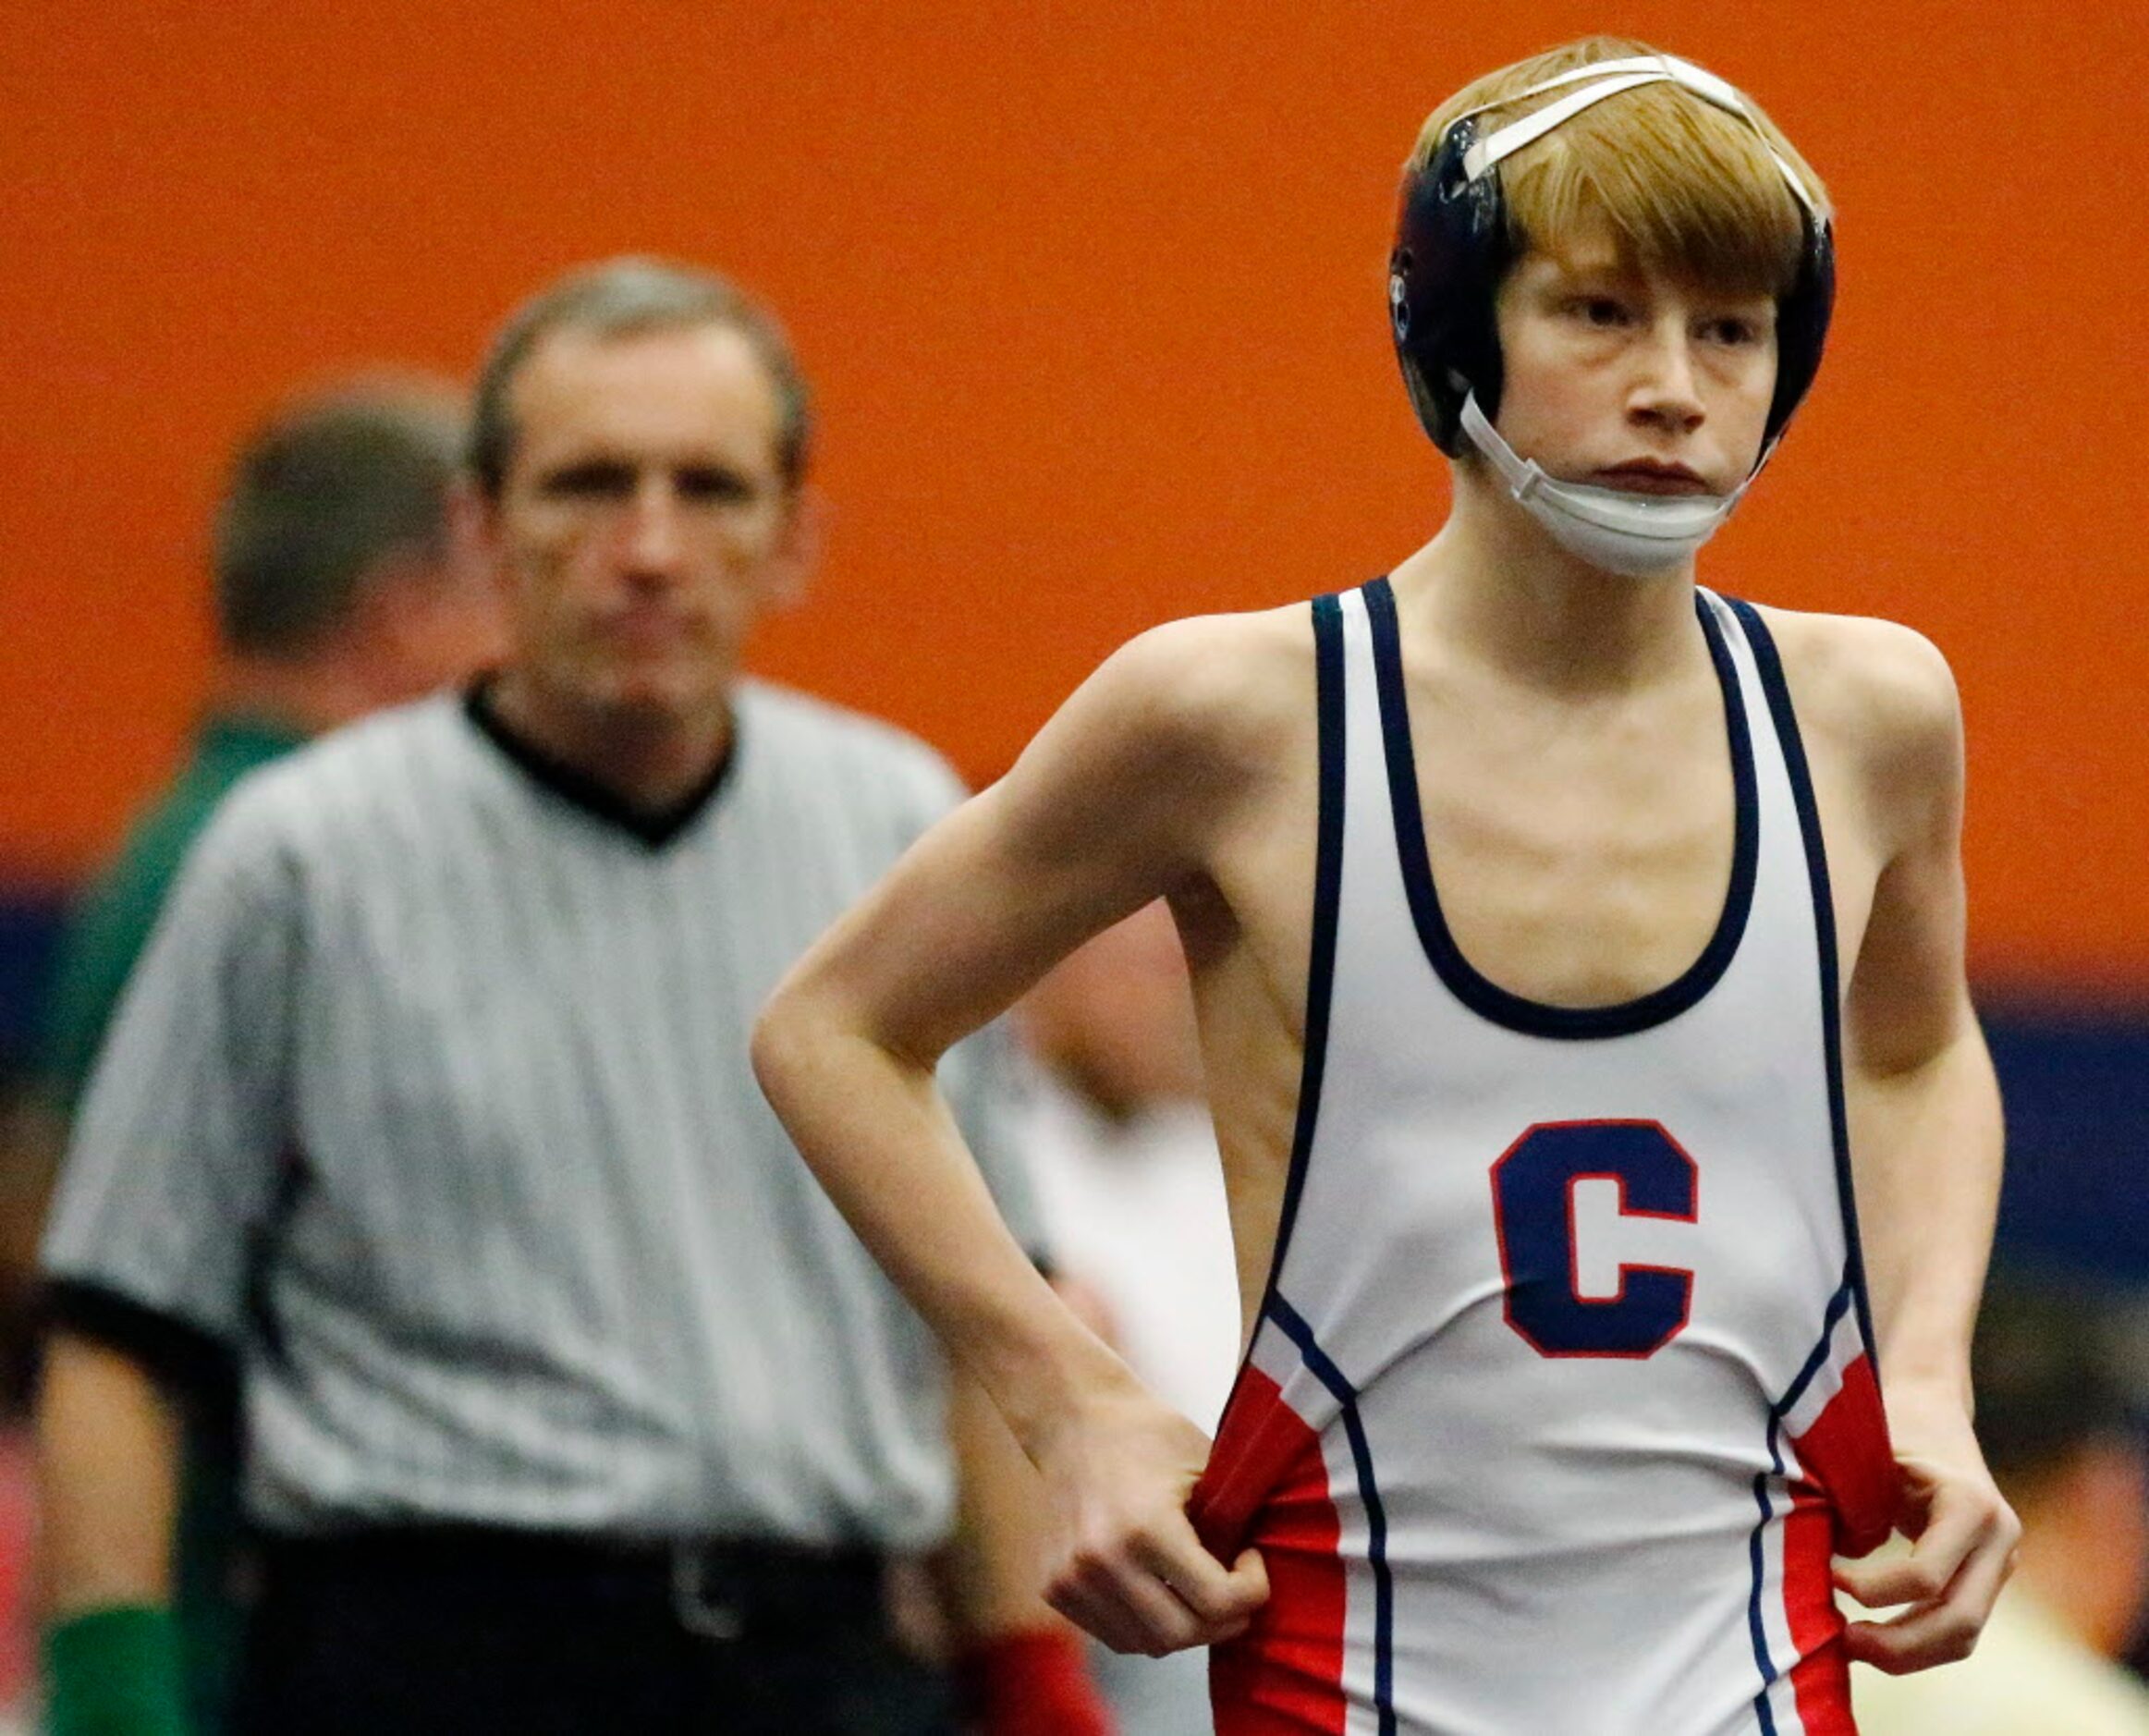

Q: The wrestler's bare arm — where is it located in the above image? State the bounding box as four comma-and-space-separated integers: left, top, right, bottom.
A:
1774, 609, 2017, 1671
754, 609, 1306, 1657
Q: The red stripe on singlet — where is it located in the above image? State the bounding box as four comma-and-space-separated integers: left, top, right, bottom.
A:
1791, 1354, 1896, 1557
1191, 1364, 1349, 1735
1780, 1488, 1854, 1735
1780, 1355, 1895, 1736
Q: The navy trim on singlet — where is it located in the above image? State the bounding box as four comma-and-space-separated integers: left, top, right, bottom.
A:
1271, 1294, 1397, 1736
1746, 1485, 1786, 1736
1742, 1278, 1860, 1731
1725, 598, 1881, 1371
1229, 593, 1349, 1400
1362, 576, 1760, 1040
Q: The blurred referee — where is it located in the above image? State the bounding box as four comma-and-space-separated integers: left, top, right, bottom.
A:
34, 261, 1092, 1735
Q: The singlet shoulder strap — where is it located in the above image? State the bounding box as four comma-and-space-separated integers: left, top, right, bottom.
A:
1245, 587, 1350, 1342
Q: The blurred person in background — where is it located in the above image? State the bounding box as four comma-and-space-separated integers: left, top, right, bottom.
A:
20, 378, 499, 1179
31, 259, 1100, 1735
1856, 1273, 2149, 1735
1, 377, 499, 1733
1015, 899, 1240, 1733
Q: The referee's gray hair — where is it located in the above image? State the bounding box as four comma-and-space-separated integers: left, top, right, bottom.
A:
214, 380, 465, 657
469, 257, 813, 498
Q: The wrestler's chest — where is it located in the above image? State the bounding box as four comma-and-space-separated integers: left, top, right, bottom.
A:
1420, 746, 1737, 1008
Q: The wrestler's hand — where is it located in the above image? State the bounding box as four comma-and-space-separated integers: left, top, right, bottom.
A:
1037, 1372, 1267, 1657
1834, 1381, 2020, 1673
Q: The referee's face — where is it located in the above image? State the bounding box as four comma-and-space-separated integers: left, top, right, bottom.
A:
482, 322, 809, 732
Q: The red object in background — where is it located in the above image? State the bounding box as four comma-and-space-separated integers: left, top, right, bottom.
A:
957, 1626, 1114, 1735
0, 1429, 37, 1710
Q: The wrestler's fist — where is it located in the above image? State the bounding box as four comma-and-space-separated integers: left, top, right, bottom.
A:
1038, 1376, 1268, 1657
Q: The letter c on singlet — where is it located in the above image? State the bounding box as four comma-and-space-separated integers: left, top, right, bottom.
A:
1488, 1119, 1698, 1359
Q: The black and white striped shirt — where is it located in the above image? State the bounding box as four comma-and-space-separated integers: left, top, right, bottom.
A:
43, 679, 1041, 1549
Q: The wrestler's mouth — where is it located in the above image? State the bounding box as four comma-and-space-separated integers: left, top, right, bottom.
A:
1593, 461, 1712, 496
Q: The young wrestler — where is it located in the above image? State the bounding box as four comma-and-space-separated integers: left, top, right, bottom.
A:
756, 40, 2016, 1732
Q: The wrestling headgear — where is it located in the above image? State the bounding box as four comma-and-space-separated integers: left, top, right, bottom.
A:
1388, 54, 1835, 463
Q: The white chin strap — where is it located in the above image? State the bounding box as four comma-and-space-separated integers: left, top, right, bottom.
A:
1458, 394, 1747, 579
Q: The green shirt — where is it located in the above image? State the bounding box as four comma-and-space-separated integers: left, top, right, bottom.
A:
37, 711, 306, 1736
38, 715, 307, 1112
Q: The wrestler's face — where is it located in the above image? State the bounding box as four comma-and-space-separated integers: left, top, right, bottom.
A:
479, 322, 808, 729
1491, 229, 1778, 499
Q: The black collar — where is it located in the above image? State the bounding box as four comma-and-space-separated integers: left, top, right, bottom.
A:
463, 677, 737, 850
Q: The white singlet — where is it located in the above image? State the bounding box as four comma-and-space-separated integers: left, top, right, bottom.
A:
1190, 580, 1896, 1736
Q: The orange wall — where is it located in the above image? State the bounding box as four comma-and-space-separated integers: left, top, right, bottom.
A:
6, 1, 2145, 984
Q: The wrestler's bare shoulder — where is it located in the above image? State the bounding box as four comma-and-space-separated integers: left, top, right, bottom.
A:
1745, 603, 1962, 812
1058, 603, 1319, 790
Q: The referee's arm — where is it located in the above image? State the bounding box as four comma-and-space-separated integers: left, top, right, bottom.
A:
41, 1279, 232, 1613
40, 1326, 184, 1611
33, 787, 300, 1732
37, 1306, 207, 1736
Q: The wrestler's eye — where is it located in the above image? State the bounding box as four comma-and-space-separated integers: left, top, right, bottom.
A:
1567, 295, 1632, 329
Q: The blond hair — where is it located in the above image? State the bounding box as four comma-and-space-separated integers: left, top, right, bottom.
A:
1410, 38, 1828, 297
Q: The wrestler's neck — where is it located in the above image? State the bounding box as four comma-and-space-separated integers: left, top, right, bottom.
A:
489, 666, 734, 816
1386, 461, 1703, 697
